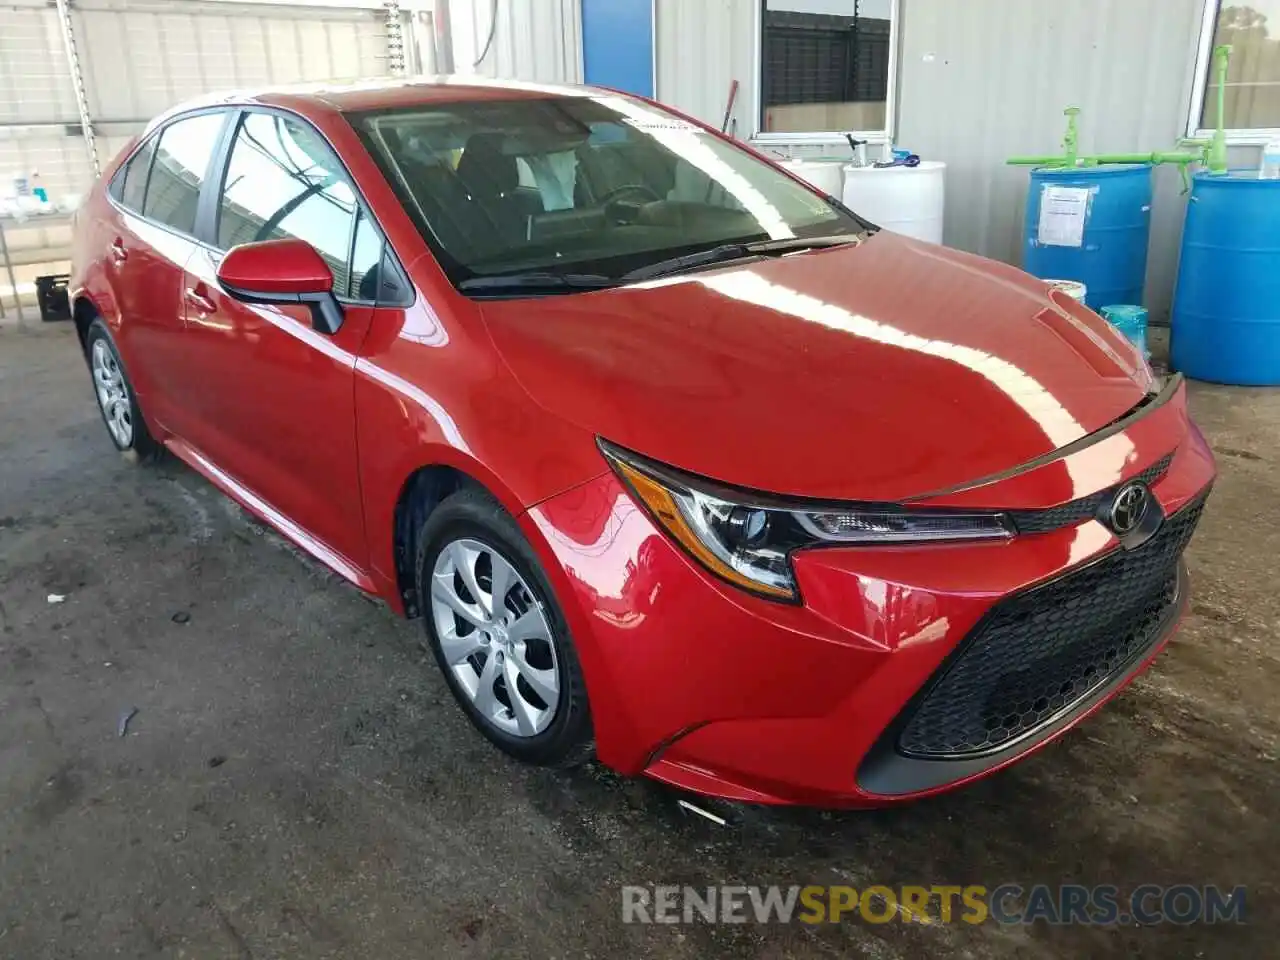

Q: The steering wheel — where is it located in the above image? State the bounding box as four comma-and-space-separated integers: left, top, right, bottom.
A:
597, 183, 663, 206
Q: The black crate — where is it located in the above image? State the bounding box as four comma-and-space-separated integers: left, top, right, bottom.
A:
36, 273, 71, 323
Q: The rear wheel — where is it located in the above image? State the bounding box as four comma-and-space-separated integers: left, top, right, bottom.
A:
85, 319, 161, 462
416, 488, 593, 766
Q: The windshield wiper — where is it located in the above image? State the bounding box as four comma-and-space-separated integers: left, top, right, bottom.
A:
619, 234, 863, 283
618, 243, 749, 283
457, 234, 866, 293
457, 271, 617, 294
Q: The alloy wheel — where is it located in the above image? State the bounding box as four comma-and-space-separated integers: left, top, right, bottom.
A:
429, 537, 561, 738
91, 338, 133, 448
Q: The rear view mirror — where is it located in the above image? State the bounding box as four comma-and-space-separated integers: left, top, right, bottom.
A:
217, 238, 344, 334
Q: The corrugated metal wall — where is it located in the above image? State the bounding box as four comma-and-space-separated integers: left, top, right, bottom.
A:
648, 0, 1255, 321
655, 0, 756, 134
1, 0, 87, 257
0, 2, 80, 128
3, 0, 1255, 320
2, 0, 395, 197
76, 0, 391, 122
896, 0, 1210, 320
455, 0, 582, 83
1, 0, 399, 267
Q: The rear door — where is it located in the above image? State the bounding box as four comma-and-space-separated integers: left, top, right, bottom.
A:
177, 109, 389, 572
104, 111, 229, 432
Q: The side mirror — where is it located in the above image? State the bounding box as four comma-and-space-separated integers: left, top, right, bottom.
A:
217, 238, 344, 334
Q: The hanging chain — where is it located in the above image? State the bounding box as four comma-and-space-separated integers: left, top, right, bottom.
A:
54, 0, 100, 178
384, 0, 407, 76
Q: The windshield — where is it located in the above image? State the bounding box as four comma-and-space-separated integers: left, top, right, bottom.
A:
351, 93, 864, 289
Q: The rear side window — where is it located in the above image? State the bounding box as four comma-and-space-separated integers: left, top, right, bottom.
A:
217, 112, 363, 296
117, 138, 157, 213
142, 112, 226, 235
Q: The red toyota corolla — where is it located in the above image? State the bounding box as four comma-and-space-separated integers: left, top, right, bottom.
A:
69, 78, 1215, 807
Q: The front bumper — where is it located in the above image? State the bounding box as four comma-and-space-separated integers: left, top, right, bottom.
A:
521, 387, 1216, 807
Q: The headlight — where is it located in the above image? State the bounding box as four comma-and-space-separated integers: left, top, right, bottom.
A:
601, 440, 1013, 601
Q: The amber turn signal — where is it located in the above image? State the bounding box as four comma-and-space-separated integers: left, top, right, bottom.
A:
609, 457, 796, 600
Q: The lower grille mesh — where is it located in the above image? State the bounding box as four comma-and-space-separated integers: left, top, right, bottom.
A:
896, 497, 1206, 760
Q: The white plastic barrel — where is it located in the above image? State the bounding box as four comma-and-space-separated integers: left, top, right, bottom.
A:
779, 159, 845, 198
841, 160, 946, 244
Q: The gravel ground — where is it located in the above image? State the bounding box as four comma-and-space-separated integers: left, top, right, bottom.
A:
1, 324, 1275, 959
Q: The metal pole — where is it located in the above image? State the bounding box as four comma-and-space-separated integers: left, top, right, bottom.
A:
850, 0, 860, 102
405, 9, 439, 75
433, 0, 454, 73
0, 220, 16, 322
54, 0, 100, 179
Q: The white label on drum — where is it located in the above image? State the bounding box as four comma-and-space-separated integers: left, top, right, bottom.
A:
1037, 185, 1091, 247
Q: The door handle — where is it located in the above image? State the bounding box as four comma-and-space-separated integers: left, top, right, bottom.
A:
109, 239, 127, 264
184, 287, 216, 314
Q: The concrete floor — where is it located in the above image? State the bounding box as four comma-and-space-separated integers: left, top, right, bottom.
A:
1, 324, 1276, 959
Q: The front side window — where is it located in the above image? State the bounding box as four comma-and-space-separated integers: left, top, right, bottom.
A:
142, 112, 226, 234
217, 111, 364, 297
759, 0, 896, 138
1195, 0, 1280, 134
354, 93, 862, 286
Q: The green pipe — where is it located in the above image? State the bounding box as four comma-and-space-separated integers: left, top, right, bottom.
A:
1008, 150, 1203, 190
1007, 46, 1234, 183
1206, 44, 1231, 175
1008, 152, 1196, 166
1062, 106, 1079, 168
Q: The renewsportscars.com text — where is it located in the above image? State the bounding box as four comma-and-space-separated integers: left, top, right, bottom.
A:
621, 884, 1246, 926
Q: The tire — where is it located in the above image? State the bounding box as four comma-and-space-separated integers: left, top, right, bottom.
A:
85, 319, 162, 463
416, 487, 594, 767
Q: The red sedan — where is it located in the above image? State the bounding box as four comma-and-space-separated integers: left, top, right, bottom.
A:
69, 79, 1215, 807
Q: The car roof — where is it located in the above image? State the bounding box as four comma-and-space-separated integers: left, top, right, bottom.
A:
152, 75, 607, 127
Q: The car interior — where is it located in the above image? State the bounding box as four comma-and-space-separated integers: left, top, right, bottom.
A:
362, 103, 780, 278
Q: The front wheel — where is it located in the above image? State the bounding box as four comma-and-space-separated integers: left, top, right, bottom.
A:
416, 488, 593, 767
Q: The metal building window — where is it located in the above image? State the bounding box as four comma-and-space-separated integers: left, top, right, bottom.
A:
756, 0, 899, 143
1189, 0, 1280, 141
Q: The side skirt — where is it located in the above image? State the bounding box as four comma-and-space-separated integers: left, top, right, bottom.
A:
164, 435, 379, 594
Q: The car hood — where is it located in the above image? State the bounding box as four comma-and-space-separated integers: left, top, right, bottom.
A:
479, 231, 1151, 502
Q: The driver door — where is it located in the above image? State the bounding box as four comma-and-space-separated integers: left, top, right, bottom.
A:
177, 109, 384, 572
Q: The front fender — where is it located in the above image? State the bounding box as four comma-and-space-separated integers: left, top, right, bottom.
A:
352, 344, 607, 609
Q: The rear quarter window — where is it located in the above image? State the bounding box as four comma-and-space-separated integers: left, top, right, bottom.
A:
116, 138, 157, 213
141, 112, 226, 235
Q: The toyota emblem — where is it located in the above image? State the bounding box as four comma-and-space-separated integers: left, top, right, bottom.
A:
1109, 482, 1150, 535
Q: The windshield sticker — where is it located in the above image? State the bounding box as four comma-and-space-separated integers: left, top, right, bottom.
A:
621, 118, 702, 134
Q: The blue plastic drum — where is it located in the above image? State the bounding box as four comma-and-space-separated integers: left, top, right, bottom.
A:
1172, 172, 1280, 385
1023, 165, 1153, 310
